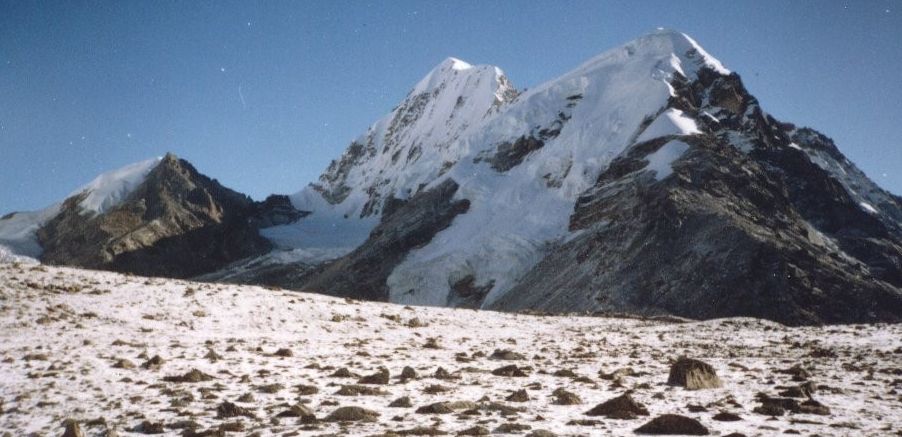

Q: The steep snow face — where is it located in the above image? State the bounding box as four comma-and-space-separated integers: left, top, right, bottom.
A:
386, 30, 725, 307
265, 57, 518, 252
0, 157, 162, 259
70, 157, 162, 215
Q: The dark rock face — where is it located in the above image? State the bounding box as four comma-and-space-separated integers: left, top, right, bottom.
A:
488, 69, 902, 326
37, 154, 272, 278
297, 178, 470, 301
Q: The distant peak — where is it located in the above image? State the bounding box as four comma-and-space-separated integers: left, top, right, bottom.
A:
411, 56, 501, 95
439, 57, 473, 71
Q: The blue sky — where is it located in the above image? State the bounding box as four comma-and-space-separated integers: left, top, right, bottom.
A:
1, 1, 900, 213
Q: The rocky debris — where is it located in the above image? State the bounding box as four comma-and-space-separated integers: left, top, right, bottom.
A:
330, 367, 358, 378
335, 384, 389, 396
256, 382, 284, 394
272, 348, 293, 357
359, 367, 390, 384
493, 423, 532, 433
140, 355, 164, 370
492, 365, 529, 377
525, 431, 556, 437
325, 406, 379, 422
778, 381, 816, 398
131, 421, 165, 434
296, 384, 319, 395
276, 404, 316, 422
667, 357, 722, 389
457, 425, 490, 435
163, 369, 214, 383
112, 358, 135, 369
506, 389, 529, 402
216, 401, 254, 419
61, 420, 85, 437
400, 366, 418, 380
778, 364, 811, 382
712, 411, 742, 421
432, 367, 457, 380
634, 414, 709, 435
585, 392, 649, 419
389, 396, 413, 408
753, 394, 831, 417
489, 349, 526, 360
416, 401, 477, 415
551, 388, 582, 405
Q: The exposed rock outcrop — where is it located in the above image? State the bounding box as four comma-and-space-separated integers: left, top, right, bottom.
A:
37, 154, 273, 278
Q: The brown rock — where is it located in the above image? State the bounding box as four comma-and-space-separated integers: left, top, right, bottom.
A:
634, 414, 709, 435
585, 393, 649, 419
667, 357, 722, 390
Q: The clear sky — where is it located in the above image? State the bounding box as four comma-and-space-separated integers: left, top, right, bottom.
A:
1, 1, 900, 214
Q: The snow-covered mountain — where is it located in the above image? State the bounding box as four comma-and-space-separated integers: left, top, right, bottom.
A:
4, 29, 900, 325
250, 29, 902, 324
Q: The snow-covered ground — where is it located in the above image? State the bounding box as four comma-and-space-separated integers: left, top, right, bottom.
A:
1, 263, 899, 436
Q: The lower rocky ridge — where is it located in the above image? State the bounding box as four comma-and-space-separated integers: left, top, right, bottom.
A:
37, 154, 301, 278
488, 133, 902, 325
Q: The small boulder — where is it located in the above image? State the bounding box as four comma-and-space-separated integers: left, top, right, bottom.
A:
551, 388, 582, 405
61, 420, 85, 437
634, 414, 709, 435
492, 364, 529, 377
358, 367, 390, 385
506, 389, 529, 402
216, 401, 255, 419
325, 406, 379, 422
667, 358, 722, 390
585, 393, 649, 419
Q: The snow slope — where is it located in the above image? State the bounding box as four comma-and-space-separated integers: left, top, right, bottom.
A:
268, 29, 731, 308
0, 157, 162, 259
1, 263, 898, 436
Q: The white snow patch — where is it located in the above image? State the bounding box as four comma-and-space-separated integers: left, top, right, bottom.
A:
860, 202, 878, 214
636, 108, 701, 143
644, 140, 691, 181
71, 157, 162, 215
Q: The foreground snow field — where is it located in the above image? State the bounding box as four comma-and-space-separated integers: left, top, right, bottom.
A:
0, 263, 900, 436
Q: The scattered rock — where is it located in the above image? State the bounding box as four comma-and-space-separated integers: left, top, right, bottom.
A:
489, 349, 525, 360
112, 358, 135, 369
163, 369, 214, 383
457, 425, 490, 435
711, 411, 742, 421
667, 357, 722, 390
551, 388, 582, 405
335, 384, 388, 396
276, 404, 316, 419
273, 348, 293, 357
506, 389, 529, 402
358, 367, 390, 384
389, 396, 413, 408
634, 414, 709, 435
140, 355, 164, 370
131, 421, 164, 434
216, 401, 254, 419
400, 366, 418, 380
61, 420, 85, 437
585, 392, 649, 419
494, 423, 531, 433
325, 406, 379, 422
492, 364, 529, 377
